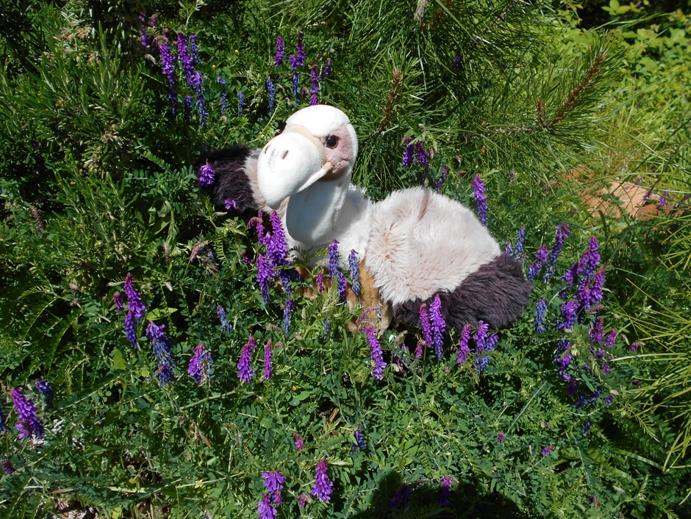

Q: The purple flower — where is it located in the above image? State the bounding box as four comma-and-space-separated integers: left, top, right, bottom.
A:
402, 143, 414, 166
557, 351, 572, 380
414, 341, 424, 361
183, 94, 192, 124
11, 388, 43, 439
514, 227, 526, 260
262, 471, 286, 493
328, 240, 340, 278
159, 36, 177, 113
196, 89, 208, 130
348, 250, 360, 300
146, 322, 176, 386
579, 236, 600, 281
476, 355, 490, 372
217, 77, 227, 114
457, 324, 471, 364
1, 460, 16, 474
177, 32, 195, 86
534, 299, 547, 334
124, 273, 146, 321
34, 379, 53, 408
295, 33, 305, 67
216, 304, 232, 333
311, 459, 333, 502
237, 91, 245, 115
415, 142, 429, 171
484, 333, 499, 352
237, 336, 256, 383
541, 446, 554, 456
437, 166, 449, 192
505, 241, 513, 256
198, 161, 215, 187
257, 254, 276, 305
310, 92, 318, 106
315, 270, 325, 293
497, 432, 506, 443
472, 174, 488, 226
354, 425, 366, 450
659, 190, 668, 209
365, 327, 387, 380
630, 342, 643, 352
249, 212, 267, 245
336, 271, 347, 302
390, 483, 412, 510
604, 329, 617, 348
437, 476, 453, 506
544, 224, 570, 282
429, 294, 446, 360
139, 13, 149, 46
267, 77, 275, 111
454, 54, 461, 67
0, 403, 11, 433
187, 343, 213, 384
419, 304, 432, 347
581, 421, 592, 437
190, 33, 200, 64
602, 362, 611, 376
113, 291, 123, 312
292, 73, 300, 104
267, 212, 288, 267
263, 340, 273, 381
474, 320, 489, 352
224, 199, 238, 211
527, 244, 549, 282
258, 494, 277, 519
605, 394, 614, 405
323, 57, 332, 77
324, 319, 331, 339
294, 433, 304, 450
298, 493, 311, 508
310, 63, 319, 93
557, 300, 577, 331
274, 36, 284, 66
282, 299, 295, 335
124, 310, 137, 349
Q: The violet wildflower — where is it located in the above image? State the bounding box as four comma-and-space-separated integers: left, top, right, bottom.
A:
223, 199, 238, 212
402, 143, 414, 166
263, 340, 273, 381
298, 493, 311, 508
257, 254, 275, 305
474, 320, 489, 352
323, 57, 332, 77
429, 294, 446, 360
504, 241, 513, 256
1, 460, 15, 475
146, 322, 176, 386
659, 190, 668, 209
292, 73, 300, 104
457, 324, 471, 364
485, 333, 499, 352
348, 250, 361, 299
527, 244, 549, 282
159, 36, 177, 113
437, 166, 449, 192
311, 459, 333, 502
187, 343, 213, 384
580, 236, 600, 281
336, 271, 347, 302
190, 33, 200, 64
415, 142, 429, 171
198, 161, 215, 187
437, 476, 453, 506
310, 92, 318, 106
248, 212, 267, 244
602, 362, 611, 376
177, 32, 195, 87
630, 342, 643, 352
296, 33, 305, 67
414, 341, 424, 361
390, 483, 412, 510
315, 269, 325, 293
183, 94, 192, 124
237, 90, 245, 115
124, 310, 138, 349
324, 319, 331, 339
419, 304, 432, 347
582, 421, 592, 437
328, 239, 340, 278
604, 329, 617, 348
567, 378, 576, 395
196, 88, 208, 129
472, 174, 488, 226
643, 190, 652, 201
514, 227, 526, 260
557, 351, 572, 380
139, 13, 149, 46
34, 379, 53, 408
262, 471, 286, 493
543, 224, 569, 282
454, 54, 461, 67
113, 291, 123, 312
557, 300, 577, 331
274, 36, 284, 66
237, 336, 256, 383
497, 432, 506, 443
534, 299, 547, 334
541, 446, 554, 456
124, 273, 146, 321
294, 433, 304, 450
11, 387, 42, 440
257, 494, 277, 519
0, 403, 10, 433
476, 355, 490, 373
310, 63, 319, 94
267, 77, 275, 111
267, 211, 288, 266
282, 299, 295, 335
365, 327, 387, 380
605, 394, 614, 405
217, 305, 232, 332
217, 77, 227, 114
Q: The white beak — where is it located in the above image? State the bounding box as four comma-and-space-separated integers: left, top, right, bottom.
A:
257, 132, 332, 210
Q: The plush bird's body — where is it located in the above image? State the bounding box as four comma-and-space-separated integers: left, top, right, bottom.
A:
200, 105, 531, 331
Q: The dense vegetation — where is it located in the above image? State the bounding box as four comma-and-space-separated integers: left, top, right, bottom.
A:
1, 0, 690, 517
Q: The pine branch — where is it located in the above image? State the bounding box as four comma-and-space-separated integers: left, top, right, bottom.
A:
379, 69, 403, 133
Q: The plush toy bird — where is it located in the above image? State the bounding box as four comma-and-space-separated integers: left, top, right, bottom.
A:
199, 105, 531, 331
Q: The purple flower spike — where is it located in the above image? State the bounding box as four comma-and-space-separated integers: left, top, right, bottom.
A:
323, 57, 332, 77
267, 77, 275, 111
437, 476, 453, 506
263, 340, 273, 381
544, 224, 570, 282
298, 493, 311, 508
190, 33, 200, 64
11, 388, 42, 440
534, 299, 547, 334
348, 250, 361, 300
159, 36, 177, 113
365, 327, 387, 380
1, 460, 16, 475
217, 304, 232, 332
294, 433, 304, 450
237, 90, 245, 115
419, 304, 432, 347
124, 310, 138, 349
457, 324, 471, 364
415, 142, 429, 171
198, 162, 215, 187
527, 244, 549, 282
224, 199, 238, 211
282, 298, 295, 334
292, 73, 300, 104
497, 432, 506, 443
315, 270, 325, 293
557, 300, 577, 331
336, 271, 347, 303
402, 143, 414, 166
472, 174, 488, 226
659, 190, 668, 209
267, 212, 288, 267
310, 93, 318, 106
146, 322, 176, 387
541, 446, 554, 456
257, 254, 276, 305
296, 33, 305, 67
474, 320, 489, 352
514, 227, 526, 261
35, 379, 53, 408
604, 329, 617, 348
262, 471, 286, 493
414, 341, 424, 361
124, 273, 146, 321
187, 343, 213, 384
327, 240, 340, 277
310, 63, 319, 94
183, 94, 192, 124
237, 336, 256, 383
177, 32, 194, 86
274, 36, 284, 66
258, 494, 277, 519
390, 483, 412, 510
602, 362, 611, 376
429, 294, 446, 361
311, 459, 333, 502
580, 236, 600, 281
113, 291, 123, 312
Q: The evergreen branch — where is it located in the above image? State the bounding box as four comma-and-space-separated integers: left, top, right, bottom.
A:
379, 69, 403, 133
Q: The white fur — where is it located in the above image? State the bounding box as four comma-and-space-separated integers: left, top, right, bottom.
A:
364, 187, 500, 305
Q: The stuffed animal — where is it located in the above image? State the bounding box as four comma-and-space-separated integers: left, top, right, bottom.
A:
199, 105, 531, 331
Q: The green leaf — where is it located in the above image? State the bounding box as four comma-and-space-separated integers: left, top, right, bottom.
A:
112, 349, 126, 370
146, 307, 178, 320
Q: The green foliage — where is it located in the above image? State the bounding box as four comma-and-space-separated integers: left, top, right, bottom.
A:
1, 1, 690, 518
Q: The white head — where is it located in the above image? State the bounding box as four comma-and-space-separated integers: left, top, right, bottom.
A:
256, 105, 358, 209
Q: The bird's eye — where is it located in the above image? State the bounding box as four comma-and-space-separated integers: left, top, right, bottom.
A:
325, 135, 339, 148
